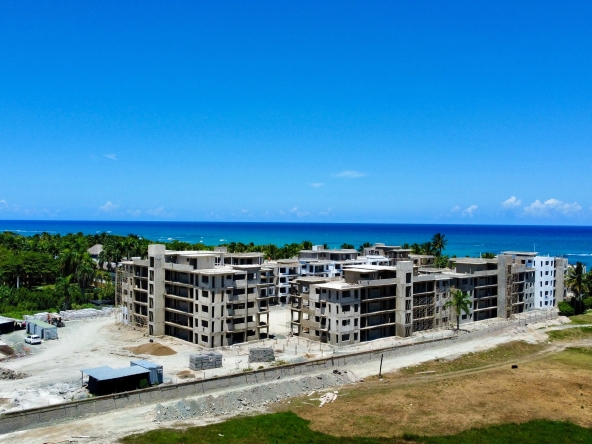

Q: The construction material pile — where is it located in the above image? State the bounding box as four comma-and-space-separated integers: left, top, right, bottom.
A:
190, 352, 223, 370
126, 343, 176, 356
248, 347, 275, 363
0, 367, 29, 380
59, 308, 114, 320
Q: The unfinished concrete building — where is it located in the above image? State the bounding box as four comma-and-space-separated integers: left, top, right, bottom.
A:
119, 245, 274, 348
290, 251, 566, 345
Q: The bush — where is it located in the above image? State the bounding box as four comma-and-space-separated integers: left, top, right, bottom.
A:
138, 379, 149, 389
583, 298, 592, 311
558, 301, 575, 317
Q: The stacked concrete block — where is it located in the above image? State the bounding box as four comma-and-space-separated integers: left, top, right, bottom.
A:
190, 352, 223, 370
248, 347, 275, 363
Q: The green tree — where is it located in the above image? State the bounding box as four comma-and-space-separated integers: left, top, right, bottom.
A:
76, 259, 96, 302
357, 242, 372, 253
340, 243, 354, 250
566, 262, 588, 314
55, 275, 80, 311
446, 288, 472, 331
431, 233, 447, 256
434, 255, 450, 269
481, 252, 496, 259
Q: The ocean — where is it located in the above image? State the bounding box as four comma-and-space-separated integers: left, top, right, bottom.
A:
1, 220, 591, 268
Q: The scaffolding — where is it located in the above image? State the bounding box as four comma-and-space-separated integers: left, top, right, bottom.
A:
505, 265, 519, 318
115, 266, 126, 324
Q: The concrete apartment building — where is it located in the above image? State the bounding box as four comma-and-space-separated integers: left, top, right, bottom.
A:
117, 243, 567, 349
118, 245, 274, 348
289, 251, 567, 346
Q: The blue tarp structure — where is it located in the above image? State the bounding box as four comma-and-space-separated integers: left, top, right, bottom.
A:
130, 360, 163, 385
82, 365, 150, 395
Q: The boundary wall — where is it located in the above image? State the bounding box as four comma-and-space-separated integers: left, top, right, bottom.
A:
0, 310, 557, 434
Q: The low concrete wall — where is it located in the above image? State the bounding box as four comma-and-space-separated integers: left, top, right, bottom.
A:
0, 310, 557, 434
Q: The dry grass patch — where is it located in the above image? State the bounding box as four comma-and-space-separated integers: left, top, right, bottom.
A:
276, 343, 592, 439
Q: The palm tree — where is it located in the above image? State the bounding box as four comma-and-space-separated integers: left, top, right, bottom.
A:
481, 252, 496, 259
566, 262, 588, 314
56, 275, 80, 311
445, 288, 472, 331
76, 259, 96, 302
410, 243, 422, 254
357, 242, 372, 253
431, 233, 447, 256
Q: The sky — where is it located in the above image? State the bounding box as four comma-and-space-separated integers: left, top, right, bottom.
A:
0, 1, 591, 224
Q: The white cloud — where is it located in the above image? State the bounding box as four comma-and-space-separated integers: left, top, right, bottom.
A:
309, 183, 325, 188
146, 207, 166, 216
104, 154, 117, 161
288, 206, 310, 217
289, 207, 299, 213
319, 208, 333, 217
127, 209, 142, 216
333, 170, 365, 179
451, 205, 461, 212
99, 201, 117, 212
463, 205, 478, 217
241, 209, 249, 214
524, 198, 582, 216
502, 196, 522, 209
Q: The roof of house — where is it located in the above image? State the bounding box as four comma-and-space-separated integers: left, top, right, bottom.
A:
131, 360, 162, 369
88, 244, 103, 256
82, 365, 149, 381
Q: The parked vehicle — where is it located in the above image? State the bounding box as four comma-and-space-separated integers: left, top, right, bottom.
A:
25, 334, 41, 345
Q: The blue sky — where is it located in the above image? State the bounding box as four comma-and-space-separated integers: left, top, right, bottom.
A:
0, 1, 591, 224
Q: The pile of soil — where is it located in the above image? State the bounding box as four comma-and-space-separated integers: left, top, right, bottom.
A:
177, 370, 196, 379
0, 367, 28, 380
125, 343, 176, 356
0, 345, 15, 357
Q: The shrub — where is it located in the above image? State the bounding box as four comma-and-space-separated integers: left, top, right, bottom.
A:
583, 297, 592, 311
558, 301, 575, 316
138, 379, 149, 389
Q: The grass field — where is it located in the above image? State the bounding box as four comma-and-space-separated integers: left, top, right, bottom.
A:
121, 341, 592, 444
566, 312, 592, 325
547, 327, 592, 341
120, 412, 592, 444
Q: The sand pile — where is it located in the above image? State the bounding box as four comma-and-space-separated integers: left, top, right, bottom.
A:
126, 343, 176, 356
177, 370, 196, 379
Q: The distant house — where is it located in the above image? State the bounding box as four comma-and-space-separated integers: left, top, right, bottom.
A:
88, 244, 103, 258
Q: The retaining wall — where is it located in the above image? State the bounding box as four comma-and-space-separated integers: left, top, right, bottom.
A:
0, 310, 557, 434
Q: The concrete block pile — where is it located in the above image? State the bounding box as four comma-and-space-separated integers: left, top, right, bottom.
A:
190, 352, 223, 370
248, 347, 275, 363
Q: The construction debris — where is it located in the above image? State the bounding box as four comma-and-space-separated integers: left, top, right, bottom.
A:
0, 367, 29, 380
319, 391, 338, 407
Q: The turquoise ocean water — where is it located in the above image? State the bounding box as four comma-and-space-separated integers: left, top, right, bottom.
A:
1, 220, 592, 268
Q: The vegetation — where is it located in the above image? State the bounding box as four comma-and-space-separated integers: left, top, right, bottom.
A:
0, 229, 456, 317
397, 341, 544, 375
546, 327, 592, 341
445, 288, 471, 330
120, 412, 592, 444
564, 261, 592, 315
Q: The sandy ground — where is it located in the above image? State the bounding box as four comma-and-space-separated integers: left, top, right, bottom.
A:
0, 309, 573, 443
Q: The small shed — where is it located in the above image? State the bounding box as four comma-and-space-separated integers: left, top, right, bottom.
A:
82, 366, 150, 396
26, 320, 58, 339
0, 317, 16, 335
130, 360, 163, 385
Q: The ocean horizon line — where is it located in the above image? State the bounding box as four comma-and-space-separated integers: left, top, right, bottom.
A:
1, 219, 592, 228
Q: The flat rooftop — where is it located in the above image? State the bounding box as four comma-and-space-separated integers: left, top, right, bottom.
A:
502, 251, 538, 257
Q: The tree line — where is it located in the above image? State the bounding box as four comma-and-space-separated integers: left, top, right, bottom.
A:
0, 230, 455, 319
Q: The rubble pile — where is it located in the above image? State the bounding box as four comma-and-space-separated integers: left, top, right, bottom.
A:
154, 370, 355, 422
0, 367, 29, 380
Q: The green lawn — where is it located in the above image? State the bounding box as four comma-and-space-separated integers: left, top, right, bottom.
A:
120, 412, 592, 444
568, 312, 592, 325
547, 327, 592, 341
